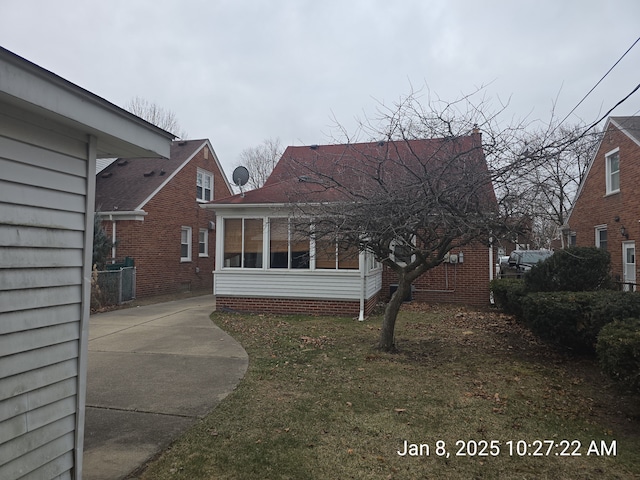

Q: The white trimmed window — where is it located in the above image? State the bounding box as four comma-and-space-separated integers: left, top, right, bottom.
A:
595, 225, 607, 250
199, 229, 208, 257
391, 237, 415, 265
605, 149, 620, 195
197, 168, 213, 202
181, 226, 192, 262
223, 218, 264, 268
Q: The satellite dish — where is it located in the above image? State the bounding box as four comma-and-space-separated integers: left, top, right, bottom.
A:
232, 166, 250, 187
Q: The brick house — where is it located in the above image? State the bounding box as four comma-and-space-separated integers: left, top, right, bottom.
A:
203, 135, 497, 317
566, 116, 640, 290
95, 139, 232, 297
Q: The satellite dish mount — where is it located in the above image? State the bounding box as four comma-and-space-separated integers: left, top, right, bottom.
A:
232, 166, 250, 197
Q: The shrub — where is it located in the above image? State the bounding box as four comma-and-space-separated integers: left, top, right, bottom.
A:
597, 318, 640, 391
521, 291, 640, 353
490, 278, 526, 317
525, 246, 612, 292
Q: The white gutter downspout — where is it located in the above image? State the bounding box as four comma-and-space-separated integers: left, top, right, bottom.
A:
488, 237, 495, 304
359, 251, 365, 321
111, 217, 117, 263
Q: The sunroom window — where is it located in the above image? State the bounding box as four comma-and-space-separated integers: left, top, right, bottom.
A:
268, 218, 310, 269
315, 234, 359, 270
223, 218, 263, 268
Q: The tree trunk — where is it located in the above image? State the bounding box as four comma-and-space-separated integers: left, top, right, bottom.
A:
378, 274, 412, 352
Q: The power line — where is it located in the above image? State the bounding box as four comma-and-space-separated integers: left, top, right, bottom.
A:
560, 36, 640, 126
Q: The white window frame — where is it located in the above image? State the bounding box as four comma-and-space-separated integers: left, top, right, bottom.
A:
595, 225, 607, 250
390, 237, 416, 266
197, 168, 214, 202
199, 228, 208, 257
181, 226, 192, 262
605, 148, 620, 195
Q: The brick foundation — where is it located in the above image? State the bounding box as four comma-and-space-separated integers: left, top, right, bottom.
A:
216, 293, 380, 317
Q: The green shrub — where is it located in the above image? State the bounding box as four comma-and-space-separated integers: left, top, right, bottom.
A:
525, 246, 612, 292
490, 278, 526, 317
521, 291, 640, 353
597, 318, 640, 391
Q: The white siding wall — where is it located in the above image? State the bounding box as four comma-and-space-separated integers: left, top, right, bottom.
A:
215, 269, 382, 301
0, 133, 88, 479
365, 269, 383, 299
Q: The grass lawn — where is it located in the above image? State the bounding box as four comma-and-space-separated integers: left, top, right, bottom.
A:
135, 304, 640, 479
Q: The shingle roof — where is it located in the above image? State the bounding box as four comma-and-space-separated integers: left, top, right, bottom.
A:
211, 134, 492, 206
610, 116, 640, 145
95, 139, 207, 212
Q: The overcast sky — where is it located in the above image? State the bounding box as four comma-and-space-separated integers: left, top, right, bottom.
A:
2, 0, 639, 177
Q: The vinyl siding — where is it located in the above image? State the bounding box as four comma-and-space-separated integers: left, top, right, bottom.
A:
214, 269, 381, 301
0, 134, 87, 479
365, 269, 383, 299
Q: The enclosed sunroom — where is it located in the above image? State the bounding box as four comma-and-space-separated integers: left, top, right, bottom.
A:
207, 199, 382, 319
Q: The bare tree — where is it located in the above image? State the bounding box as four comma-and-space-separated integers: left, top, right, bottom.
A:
284, 89, 533, 352
498, 123, 601, 248
125, 96, 188, 139
236, 137, 283, 189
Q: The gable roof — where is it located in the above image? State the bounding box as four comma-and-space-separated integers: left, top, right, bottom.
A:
210, 134, 493, 207
610, 116, 640, 146
567, 115, 640, 226
95, 139, 231, 212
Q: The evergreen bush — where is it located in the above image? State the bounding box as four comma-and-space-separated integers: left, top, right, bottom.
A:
597, 318, 640, 391
525, 246, 612, 292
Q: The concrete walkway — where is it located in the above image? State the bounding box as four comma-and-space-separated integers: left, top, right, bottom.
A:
82, 295, 248, 480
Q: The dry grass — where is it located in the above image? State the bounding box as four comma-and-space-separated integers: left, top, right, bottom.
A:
134, 304, 640, 480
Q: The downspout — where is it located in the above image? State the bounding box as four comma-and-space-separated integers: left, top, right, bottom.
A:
75, 134, 97, 480
111, 217, 117, 263
488, 237, 495, 304
359, 251, 365, 321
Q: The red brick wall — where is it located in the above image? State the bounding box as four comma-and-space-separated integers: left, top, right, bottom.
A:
216, 293, 380, 317
569, 122, 640, 284
381, 241, 494, 307
103, 145, 232, 298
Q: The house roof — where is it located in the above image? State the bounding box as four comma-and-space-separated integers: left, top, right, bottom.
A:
610, 116, 640, 146
209, 134, 492, 207
95, 139, 229, 212
0, 47, 174, 158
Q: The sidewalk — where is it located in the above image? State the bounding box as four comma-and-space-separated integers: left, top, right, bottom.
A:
82, 295, 248, 480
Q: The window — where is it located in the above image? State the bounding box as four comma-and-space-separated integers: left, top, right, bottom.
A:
268, 218, 310, 269
181, 227, 192, 262
391, 237, 415, 265
606, 149, 620, 194
197, 168, 213, 201
199, 229, 208, 257
223, 218, 263, 268
595, 226, 607, 250
315, 233, 359, 270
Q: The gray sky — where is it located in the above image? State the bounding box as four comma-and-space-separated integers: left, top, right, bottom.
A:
2, 0, 639, 177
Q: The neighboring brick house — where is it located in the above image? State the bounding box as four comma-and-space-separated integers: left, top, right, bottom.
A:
95, 139, 233, 297
566, 116, 640, 290
203, 135, 497, 317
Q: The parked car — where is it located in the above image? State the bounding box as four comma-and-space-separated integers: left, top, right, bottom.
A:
499, 250, 553, 278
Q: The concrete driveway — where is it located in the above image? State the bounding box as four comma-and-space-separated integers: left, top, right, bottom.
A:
82, 295, 248, 480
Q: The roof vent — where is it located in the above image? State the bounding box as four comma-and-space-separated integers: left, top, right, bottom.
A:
143, 170, 155, 177
178, 141, 187, 146
377, 141, 385, 146
117, 160, 128, 166
299, 175, 312, 182
101, 172, 113, 178
159, 169, 166, 176
310, 144, 319, 150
